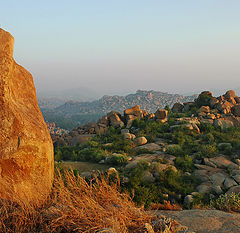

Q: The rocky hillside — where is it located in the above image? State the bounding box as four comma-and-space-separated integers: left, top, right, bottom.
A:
52, 89, 240, 146
54, 90, 196, 116
42, 90, 196, 130
53, 89, 240, 215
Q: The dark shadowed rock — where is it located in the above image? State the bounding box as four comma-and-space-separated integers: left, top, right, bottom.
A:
172, 103, 184, 113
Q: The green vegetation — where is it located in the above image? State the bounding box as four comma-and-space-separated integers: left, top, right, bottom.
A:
210, 193, 240, 212
54, 110, 240, 208
42, 111, 103, 130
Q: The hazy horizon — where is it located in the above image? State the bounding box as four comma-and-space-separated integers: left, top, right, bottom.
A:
1, 1, 240, 98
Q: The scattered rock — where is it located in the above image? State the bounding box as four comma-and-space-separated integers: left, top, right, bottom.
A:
134, 137, 148, 146
172, 103, 184, 113
135, 143, 161, 151
107, 111, 124, 128
223, 177, 237, 189
184, 195, 194, 205
210, 173, 226, 186
155, 109, 168, 122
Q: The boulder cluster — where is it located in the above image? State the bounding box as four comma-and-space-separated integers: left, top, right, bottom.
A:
185, 156, 240, 205
172, 90, 240, 129
53, 90, 240, 147
52, 105, 168, 146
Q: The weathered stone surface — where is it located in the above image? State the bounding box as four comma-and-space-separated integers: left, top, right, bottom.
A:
224, 90, 236, 99
196, 182, 212, 194
224, 177, 237, 189
136, 143, 161, 151
122, 132, 136, 140
216, 101, 233, 114
134, 136, 148, 146
107, 111, 124, 128
226, 185, 240, 194
156, 209, 240, 233
198, 106, 210, 113
209, 156, 236, 169
155, 108, 168, 121
124, 105, 141, 116
214, 118, 234, 129
209, 97, 219, 108
184, 195, 194, 205
209, 173, 226, 186
172, 103, 184, 113
232, 175, 240, 184
0, 28, 54, 203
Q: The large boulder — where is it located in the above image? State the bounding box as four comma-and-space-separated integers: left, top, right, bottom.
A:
124, 105, 142, 128
124, 105, 141, 116
134, 136, 148, 146
155, 109, 168, 122
214, 118, 234, 129
172, 103, 184, 113
0, 28, 54, 203
224, 90, 236, 99
107, 111, 124, 128
216, 101, 233, 114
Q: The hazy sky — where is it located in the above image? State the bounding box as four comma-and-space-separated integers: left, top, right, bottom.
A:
1, 0, 240, 97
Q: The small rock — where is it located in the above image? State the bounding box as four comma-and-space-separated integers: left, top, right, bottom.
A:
144, 223, 154, 233
134, 136, 148, 146
184, 195, 194, 205
224, 177, 237, 189
196, 182, 212, 194
108, 167, 118, 174
209, 173, 226, 186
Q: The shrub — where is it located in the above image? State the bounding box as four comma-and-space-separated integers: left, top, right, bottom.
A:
196, 144, 217, 158
218, 143, 233, 155
175, 155, 194, 172
166, 145, 183, 156
106, 154, 128, 165
210, 193, 240, 212
134, 148, 154, 155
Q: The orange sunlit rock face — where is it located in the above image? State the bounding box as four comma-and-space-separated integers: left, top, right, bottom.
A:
0, 28, 54, 203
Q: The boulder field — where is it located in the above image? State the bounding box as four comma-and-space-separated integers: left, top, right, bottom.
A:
0, 28, 54, 203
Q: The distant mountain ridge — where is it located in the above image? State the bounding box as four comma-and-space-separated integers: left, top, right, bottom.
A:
55, 90, 197, 116
41, 90, 197, 130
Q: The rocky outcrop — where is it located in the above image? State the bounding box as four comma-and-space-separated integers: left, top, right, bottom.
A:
0, 28, 54, 203
193, 156, 240, 196
170, 90, 240, 129
155, 109, 168, 122
53, 89, 240, 146
156, 209, 240, 233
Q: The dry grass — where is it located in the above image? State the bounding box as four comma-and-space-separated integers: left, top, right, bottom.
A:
0, 170, 153, 233
150, 201, 182, 211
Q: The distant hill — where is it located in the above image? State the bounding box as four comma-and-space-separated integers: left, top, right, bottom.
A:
41, 90, 197, 130
55, 90, 197, 116
37, 86, 102, 109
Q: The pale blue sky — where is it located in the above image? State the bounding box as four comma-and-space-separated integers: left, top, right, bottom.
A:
1, 0, 240, 97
